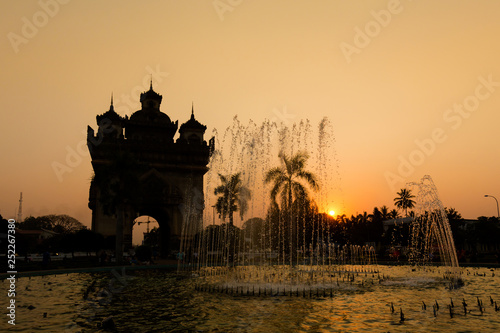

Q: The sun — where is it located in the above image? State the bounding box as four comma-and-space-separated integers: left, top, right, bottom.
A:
328, 210, 335, 217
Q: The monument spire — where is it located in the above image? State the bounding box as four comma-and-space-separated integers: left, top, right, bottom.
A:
109, 92, 114, 111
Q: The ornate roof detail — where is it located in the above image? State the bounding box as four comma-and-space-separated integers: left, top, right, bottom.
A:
129, 108, 174, 125
96, 93, 123, 123
140, 82, 162, 108
179, 103, 207, 132
127, 85, 177, 141
130, 83, 174, 126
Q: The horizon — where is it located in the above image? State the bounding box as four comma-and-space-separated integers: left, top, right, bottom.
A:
1, 1, 500, 242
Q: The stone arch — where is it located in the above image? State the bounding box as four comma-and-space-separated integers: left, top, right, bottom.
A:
132, 215, 159, 246
131, 208, 174, 258
88, 85, 211, 260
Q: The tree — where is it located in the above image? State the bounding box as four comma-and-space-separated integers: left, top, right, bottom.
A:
242, 217, 265, 249
19, 216, 52, 230
389, 209, 399, 219
366, 208, 384, 244
214, 172, 251, 266
379, 205, 390, 221
265, 151, 318, 211
445, 207, 462, 221
50, 215, 86, 233
214, 172, 251, 226
265, 151, 318, 264
19, 215, 85, 233
473, 216, 500, 251
372, 207, 381, 222
446, 209, 466, 255
394, 188, 416, 216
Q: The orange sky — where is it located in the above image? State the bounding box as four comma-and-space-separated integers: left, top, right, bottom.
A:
1, 1, 500, 242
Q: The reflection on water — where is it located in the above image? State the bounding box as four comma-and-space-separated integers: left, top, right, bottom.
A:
3, 266, 500, 332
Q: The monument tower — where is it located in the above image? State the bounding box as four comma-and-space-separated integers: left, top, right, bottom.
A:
87, 82, 213, 257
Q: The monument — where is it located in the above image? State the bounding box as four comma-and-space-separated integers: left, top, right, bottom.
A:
87, 82, 213, 257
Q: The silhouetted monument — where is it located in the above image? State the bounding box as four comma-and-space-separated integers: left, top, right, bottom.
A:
87, 82, 213, 257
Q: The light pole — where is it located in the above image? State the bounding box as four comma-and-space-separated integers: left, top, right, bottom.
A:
484, 195, 500, 219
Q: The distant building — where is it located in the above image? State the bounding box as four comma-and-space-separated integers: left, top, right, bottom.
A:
382, 217, 413, 232
16, 228, 58, 244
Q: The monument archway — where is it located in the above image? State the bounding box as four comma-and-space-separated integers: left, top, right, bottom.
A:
87, 83, 213, 258
132, 216, 158, 246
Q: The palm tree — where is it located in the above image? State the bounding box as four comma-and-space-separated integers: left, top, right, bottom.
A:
358, 211, 369, 225
371, 207, 381, 222
265, 151, 318, 264
389, 209, 399, 219
265, 151, 319, 211
394, 188, 416, 217
214, 172, 251, 226
380, 205, 390, 221
357, 211, 370, 243
445, 207, 462, 221
214, 172, 251, 266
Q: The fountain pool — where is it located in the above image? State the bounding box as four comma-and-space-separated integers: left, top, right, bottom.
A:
5, 265, 500, 332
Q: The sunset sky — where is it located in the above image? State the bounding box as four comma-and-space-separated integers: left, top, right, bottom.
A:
1, 1, 500, 242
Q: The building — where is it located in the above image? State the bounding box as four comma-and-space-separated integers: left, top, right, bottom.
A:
87, 82, 213, 256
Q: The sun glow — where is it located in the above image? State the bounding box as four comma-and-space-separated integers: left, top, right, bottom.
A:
328, 210, 335, 217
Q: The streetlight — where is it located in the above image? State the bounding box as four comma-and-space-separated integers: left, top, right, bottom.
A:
484, 195, 500, 219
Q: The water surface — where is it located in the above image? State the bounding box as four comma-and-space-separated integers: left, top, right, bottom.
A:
3, 266, 500, 332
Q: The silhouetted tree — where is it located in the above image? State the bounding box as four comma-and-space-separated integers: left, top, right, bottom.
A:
19, 216, 52, 230
265, 151, 318, 211
389, 209, 399, 219
265, 151, 318, 264
361, 208, 384, 244
214, 172, 251, 265
19, 215, 85, 234
394, 188, 416, 216
242, 217, 265, 249
214, 172, 251, 226
473, 216, 500, 250
445, 207, 462, 221
372, 207, 381, 222
380, 206, 391, 221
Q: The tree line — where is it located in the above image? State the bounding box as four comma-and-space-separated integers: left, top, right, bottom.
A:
212, 151, 500, 262
0, 214, 112, 256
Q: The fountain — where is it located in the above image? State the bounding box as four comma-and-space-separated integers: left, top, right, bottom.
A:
407, 176, 459, 268
406, 175, 462, 287
177, 117, 462, 295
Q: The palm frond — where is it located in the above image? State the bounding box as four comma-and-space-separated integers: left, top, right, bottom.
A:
265, 167, 285, 183
296, 170, 319, 191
